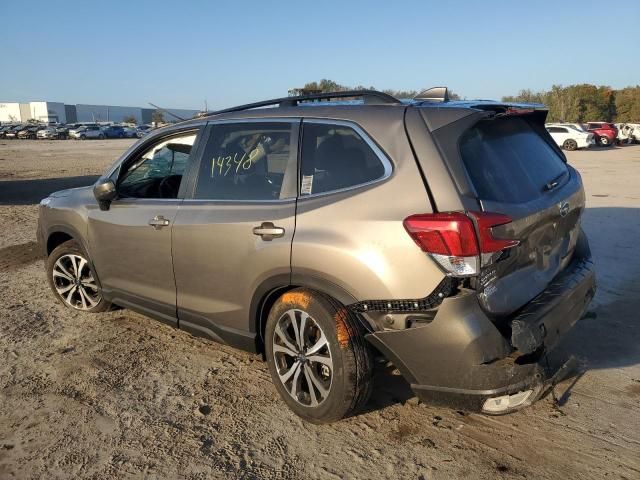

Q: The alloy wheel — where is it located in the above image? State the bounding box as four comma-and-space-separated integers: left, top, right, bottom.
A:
272, 309, 333, 407
52, 254, 101, 310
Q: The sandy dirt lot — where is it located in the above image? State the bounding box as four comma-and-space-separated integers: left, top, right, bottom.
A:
1, 139, 639, 480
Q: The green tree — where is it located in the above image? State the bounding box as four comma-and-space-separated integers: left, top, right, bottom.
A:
614, 86, 640, 122
152, 110, 165, 124
122, 115, 137, 124
300, 79, 463, 100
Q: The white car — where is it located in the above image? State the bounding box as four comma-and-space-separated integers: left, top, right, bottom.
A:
548, 122, 587, 132
615, 123, 640, 144
69, 125, 105, 140
546, 125, 595, 150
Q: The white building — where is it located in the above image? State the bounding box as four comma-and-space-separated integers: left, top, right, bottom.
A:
0, 101, 198, 124
0, 101, 67, 123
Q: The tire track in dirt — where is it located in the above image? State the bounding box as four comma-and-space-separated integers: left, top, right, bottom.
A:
0, 241, 41, 270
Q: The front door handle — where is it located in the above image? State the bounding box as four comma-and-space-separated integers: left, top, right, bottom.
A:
148, 215, 170, 229
253, 222, 285, 241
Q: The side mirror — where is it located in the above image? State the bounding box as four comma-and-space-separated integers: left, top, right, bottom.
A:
93, 178, 117, 211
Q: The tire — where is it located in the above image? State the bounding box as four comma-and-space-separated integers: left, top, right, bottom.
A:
599, 136, 610, 146
265, 288, 374, 423
46, 240, 110, 313
80, 135, 86, 140
99, 134, 105, 140
563, 139, 578, 151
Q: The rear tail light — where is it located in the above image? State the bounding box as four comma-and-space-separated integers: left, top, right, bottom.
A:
403, 211, 518, 276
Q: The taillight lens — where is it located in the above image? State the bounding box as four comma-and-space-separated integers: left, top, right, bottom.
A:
403, 211, 518, 276
468, 211, 519, 253
403, 213, 479, 256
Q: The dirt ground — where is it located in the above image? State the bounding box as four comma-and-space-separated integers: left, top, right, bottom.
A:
1, 139, 639, 480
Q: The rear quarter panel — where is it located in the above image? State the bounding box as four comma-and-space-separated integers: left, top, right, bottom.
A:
292, 111, 446, 301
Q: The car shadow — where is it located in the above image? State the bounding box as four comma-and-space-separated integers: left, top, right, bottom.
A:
0, 175, 99, 205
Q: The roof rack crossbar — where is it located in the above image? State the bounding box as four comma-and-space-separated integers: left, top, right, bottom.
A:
208, 90, 400, 116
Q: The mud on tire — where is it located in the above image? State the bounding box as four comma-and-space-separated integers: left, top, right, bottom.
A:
265, 288, 374, 423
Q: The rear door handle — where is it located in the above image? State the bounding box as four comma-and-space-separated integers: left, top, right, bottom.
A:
148, 215, 170, 229
253, 222, 285, 241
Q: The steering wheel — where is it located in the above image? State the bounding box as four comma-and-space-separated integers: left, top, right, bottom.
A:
158, 175, 182, 198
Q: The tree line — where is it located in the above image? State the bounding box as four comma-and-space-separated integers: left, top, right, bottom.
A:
301, 80, 640, 123
502, 84, 640, 123
300, 79, 461, 101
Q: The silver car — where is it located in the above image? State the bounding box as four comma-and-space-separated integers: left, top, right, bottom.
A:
38, 89, 595, 422
69, 125, 105, 140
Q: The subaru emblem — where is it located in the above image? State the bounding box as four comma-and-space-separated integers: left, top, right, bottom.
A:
559, 202, 570, 217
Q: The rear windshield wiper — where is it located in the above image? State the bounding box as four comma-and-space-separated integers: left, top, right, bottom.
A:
543, 171, 568, 192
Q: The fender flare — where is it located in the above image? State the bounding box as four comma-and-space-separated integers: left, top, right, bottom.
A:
251, 272, 359, 351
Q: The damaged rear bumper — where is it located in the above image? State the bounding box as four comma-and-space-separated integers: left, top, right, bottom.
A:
365, 249, 595, 413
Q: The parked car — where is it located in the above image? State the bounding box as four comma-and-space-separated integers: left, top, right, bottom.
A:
136, 125, 153, 138
17, 126, 45, 139
614, 123, 639, 144
123, 126, 138, 138
626, 123, 640, 143
5, 125, 27, 139
545, 125, 595, 150
37, 126, 68, 140
0, 124, 18, 138
70, 125, 105, 140
102, 125, 126, 138
38, 89, 595, 422
548, 122, 587, 132
584, 122, 618, 146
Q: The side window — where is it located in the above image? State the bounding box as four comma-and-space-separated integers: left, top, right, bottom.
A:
118, 131, 197, 199
300, 122, 387, 196
194, 123, 294, 200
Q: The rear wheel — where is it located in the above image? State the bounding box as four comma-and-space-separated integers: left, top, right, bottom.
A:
562, 139, 578, 151
47, 240, 110, 312
599, 136, 610, 146
265, 288, 374, 423
80, 134, 86, 140
99, 133, 105, 140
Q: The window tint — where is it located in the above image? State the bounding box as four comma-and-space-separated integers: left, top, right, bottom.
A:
194, 123, 294, 200
118, 132, 196, 199
546, 127, 561, 133
300, 123, 386, 195
460, 117, 567, 203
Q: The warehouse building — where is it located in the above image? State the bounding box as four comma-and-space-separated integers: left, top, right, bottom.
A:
0, 101, 198, 124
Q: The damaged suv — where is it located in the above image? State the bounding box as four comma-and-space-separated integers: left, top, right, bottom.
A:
38, 88, 595, 423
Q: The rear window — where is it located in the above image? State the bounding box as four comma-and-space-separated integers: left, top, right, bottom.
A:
460, 117, 567, 203
300, 123, 387, 195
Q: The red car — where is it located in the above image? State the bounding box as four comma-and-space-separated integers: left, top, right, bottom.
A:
585, 122, 618, 146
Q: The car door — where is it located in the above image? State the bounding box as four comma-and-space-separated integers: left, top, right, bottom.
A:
87, 125, 206, 325
172, 120, 299, 350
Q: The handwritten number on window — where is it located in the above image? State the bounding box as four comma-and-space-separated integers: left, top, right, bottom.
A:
211, 149, 257, 177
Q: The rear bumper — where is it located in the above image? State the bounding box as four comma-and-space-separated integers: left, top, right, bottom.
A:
365, 237, 595, 413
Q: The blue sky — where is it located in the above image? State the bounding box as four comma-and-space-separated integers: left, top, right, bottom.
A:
1, 0, 637, 110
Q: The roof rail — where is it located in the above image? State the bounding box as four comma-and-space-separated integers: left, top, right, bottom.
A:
207, 90, 400, 116
414, 87, 449, 103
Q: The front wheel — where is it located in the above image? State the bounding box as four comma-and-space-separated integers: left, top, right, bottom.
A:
599, 136, 610, 146
46, 240, 110, 312
265, 288, 374, 423
80, 135, 86, 140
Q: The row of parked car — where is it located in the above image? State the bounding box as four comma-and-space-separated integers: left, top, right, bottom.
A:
0, 123, 154, 140
545, 122, 640, 151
